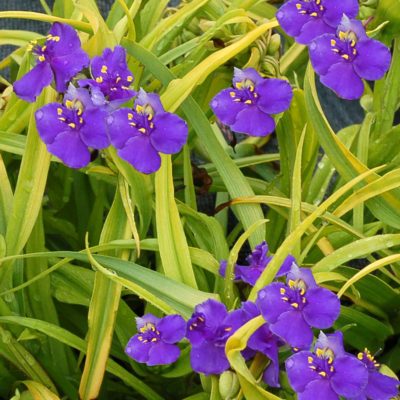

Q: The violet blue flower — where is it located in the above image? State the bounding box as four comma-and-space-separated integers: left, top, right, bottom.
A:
35, 86, 109, 168
219, 241, 295, 286
125, 313, 186, 366
234, 301, 282, 387
107, 89, 188, 174
210, 68, 293, 137
79, 46, 135, 108
276, 0, 359, 45
256, 263, 340, 349
186, 299, 243, 375
349, 349, 399, 400
286, 331, 369, 400
14, 22, 89, 102
309, 16, 392, 100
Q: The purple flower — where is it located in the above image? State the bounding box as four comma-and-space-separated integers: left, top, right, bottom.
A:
309, 16, 392, 100
14, 23, 89, 102
125, 313, 186, 366
276, 0, 359, 45
219, 241, 295, 286
107, 89, 188, 174
186, 299, 243, 375
35, 86, 109, 168
234, 302, 282, 387
286, 331, 369, 400
79, 46, 135, 108
256, 263, 340, 349
210, 68, 292, 137
350, 349, 399, 400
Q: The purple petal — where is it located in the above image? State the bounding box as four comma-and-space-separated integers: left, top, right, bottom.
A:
158, 315, 186, 344
190, 341, 229, 375
210, 88, 246, 125
309, 34, 342, 76
13, 62, 53, 102
193, 299, 228, 328
107, 109, 140, 148
233, 67, 264, 86
353, 40, 392, 81
285, 351, 319, 392
136, 314, 160, 329
270, 310, 313, 349
297, 19, 335, 45
49, 22, 83, 56
303, 288, 340, 328
256, 78, 293, 115
277, 254, 296, 277
256, 283, 292, 323
263, 360, 280, 388
299, 379, 339, 400
320, 61, 364, 100
366, 371, 399, 400
135, 89, 165, 114
331, 355, 368, 397
35, 103, 69, 144
236, 265, 262, 286
79, 108, 110, 149
276, 0, 311, 38
91, 46, 129, 78
337, 17, 368, 41
323, 0, 359, 27
287, 264, 317, 289
51, 48, 90, 92
231, 107, 275, 136
47, 130, 91, 169
315, 331, 345, 358
147, 342, 181, 366
125, 334, 151, 363
118, 135, 161, 174
150, 113, 188, 154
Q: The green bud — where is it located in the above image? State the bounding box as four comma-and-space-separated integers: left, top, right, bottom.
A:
360, 94, 374, 112
219, 371, 240, 399
267, 34, 281, 55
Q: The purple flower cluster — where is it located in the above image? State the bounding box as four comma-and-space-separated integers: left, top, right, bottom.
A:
277, 1, 392, 99
210, 68, 293, 137
14, 23, 188, 174
124, 261, 398, 399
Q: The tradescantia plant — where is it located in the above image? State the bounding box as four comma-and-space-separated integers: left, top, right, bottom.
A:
0, 0, 400, 399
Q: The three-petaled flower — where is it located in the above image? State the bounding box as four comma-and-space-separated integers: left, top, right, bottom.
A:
107, 89, 188, 174
276, 0, 359, 45
14, 22, 89, 102
125, 314, 186, 366
186, 299, 243, 375
35, 86, 109, 168
286, 331, 369, 400
309, 16, 392, 100
210, 68, 293, 137
79, 46, 136, 108
219, 241, 295, 286
354, 349, 399, 400
256, 263, 340, 349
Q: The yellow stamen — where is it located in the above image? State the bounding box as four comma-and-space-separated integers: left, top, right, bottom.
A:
65, 100, 74, 109
77, 109, 83, 116
316, 348, 324, 357
280, 288, 286, 295
244, 99, 252, 104
136, 105, 144, 113
68, 123, 76, 129
310, 12, 318, 17
138, 128, 146, 133
307, 356, 314, 364
96, 76, 103, 83
151, 338, 157, 342
79, 117, 83, 124
101, 65, 108, 74
341, 54, 350, 60
291, 302, 299, 308
150, 122, 154, 129
319, 371, 327, 377
296, 3, 302, 9
339, 31, 347, 41
116, 77, 121, 83
225, 327, 232, 332
357, 352, 363, 360
57, 108, 63, 116
38, 55, 45, 62
127, 76, 133, 82
229, 91, 236, 98
330, 39, 336, 46
58, 117, 66, 122
288, 280, 296, 288
128, 113, 134, 120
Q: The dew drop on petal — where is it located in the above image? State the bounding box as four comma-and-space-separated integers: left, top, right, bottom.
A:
286, 358, 294, 368
36, 110, 43, 120
106, 115, 114, 125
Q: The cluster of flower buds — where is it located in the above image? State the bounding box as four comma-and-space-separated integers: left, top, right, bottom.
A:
277, 0, 391, 100
125, 241, 399, 399
14, 23, 188, 174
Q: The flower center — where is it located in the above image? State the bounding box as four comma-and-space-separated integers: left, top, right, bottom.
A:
308, 348, 335, 378
188, 314, 205, 331
94, 64, 134, 95
296, 0, 325, 17
357, 348, 380, 370
137, 322, 161, 344
126, 104, 155, 135
331, 30, 358, 61
58, 99, 85, 130
230, 79, 259, 105
281, 279, 307, 309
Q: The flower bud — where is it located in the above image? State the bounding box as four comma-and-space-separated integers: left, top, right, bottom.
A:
267, 34, 281, 55
219, 371, 240, 399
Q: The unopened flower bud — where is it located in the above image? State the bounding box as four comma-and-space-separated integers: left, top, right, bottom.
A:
267, 34, 281, 55
219, 371, 240, 399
